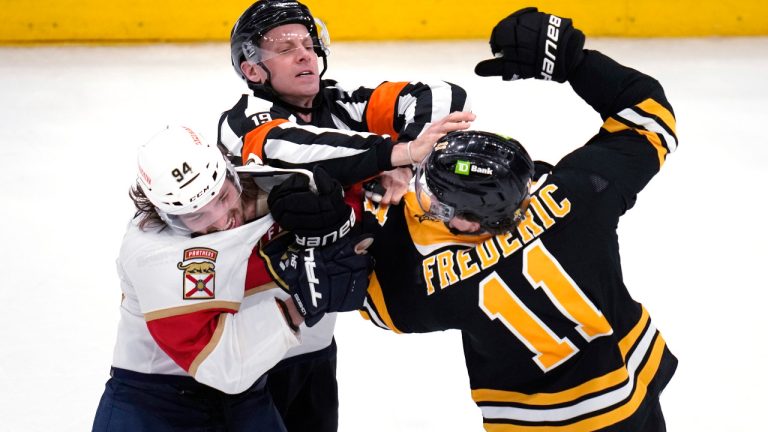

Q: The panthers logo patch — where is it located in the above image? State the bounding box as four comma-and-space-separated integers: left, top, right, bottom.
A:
178, 247, 218, 300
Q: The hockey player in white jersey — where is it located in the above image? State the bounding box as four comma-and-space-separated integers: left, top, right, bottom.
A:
92, 125, 371, 431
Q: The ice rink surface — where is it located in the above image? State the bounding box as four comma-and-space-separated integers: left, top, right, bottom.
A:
1, 37, 767, 431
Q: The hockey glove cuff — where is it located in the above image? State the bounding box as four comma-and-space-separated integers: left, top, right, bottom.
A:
268, 165, 356, 247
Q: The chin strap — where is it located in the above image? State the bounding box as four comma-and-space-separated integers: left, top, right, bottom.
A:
247, 56, 328, 116
318, 55, 328, 79
446, 223, 486, 237
248, 81, 323, 115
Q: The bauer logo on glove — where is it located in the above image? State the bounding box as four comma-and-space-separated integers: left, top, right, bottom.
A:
268, 165, 356, 248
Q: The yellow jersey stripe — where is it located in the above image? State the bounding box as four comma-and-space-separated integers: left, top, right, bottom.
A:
366, 272, 403, 333
472, 367, 629, 406
482, 335, 666, 431
636, 98, 676, 135
601, 116, 630, 134
636, 128, 668, 168
602, 114, 668, 168
619, 307, 650, 358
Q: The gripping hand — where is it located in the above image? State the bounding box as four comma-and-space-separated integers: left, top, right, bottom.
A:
474, 7, 585, 82
268, 165, 356, 247
264, 235, 374, 327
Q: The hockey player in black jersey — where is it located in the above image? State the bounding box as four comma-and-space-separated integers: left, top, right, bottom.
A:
267, 7, 678, 432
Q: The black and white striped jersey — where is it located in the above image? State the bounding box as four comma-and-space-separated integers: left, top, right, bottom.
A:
218, 79, 470, 186
359, 51, 678, 431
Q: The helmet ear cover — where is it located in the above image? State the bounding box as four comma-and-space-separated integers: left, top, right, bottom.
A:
423, 130, 534, 234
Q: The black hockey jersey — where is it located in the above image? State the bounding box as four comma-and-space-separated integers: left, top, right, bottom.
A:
360, 51, 678, 431
218, 79, 470, 185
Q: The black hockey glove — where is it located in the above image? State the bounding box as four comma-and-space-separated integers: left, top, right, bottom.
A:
475, 7, 585, 82
268, 165, 356, 247
264, 234, 374, 327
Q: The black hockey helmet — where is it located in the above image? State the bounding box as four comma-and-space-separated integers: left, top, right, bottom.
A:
417, 130, 534, 234
229, 0, 329, 81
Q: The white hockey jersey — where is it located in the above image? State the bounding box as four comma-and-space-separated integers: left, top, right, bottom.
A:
111, 212, 334, 394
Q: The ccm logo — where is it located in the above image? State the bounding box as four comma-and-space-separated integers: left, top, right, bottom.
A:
188, 185, 211, 203
540, 15, 562, 81
295, 210, 356, 247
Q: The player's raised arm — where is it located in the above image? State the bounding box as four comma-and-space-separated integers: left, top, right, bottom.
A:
475, 7, 677, 215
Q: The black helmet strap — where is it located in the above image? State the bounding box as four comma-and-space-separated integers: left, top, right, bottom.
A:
248, 74, 326, 116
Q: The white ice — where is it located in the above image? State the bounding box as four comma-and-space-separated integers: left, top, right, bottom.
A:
1, 37, 767, 431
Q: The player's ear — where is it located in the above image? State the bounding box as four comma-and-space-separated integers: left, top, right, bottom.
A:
241, 61, 266, 83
